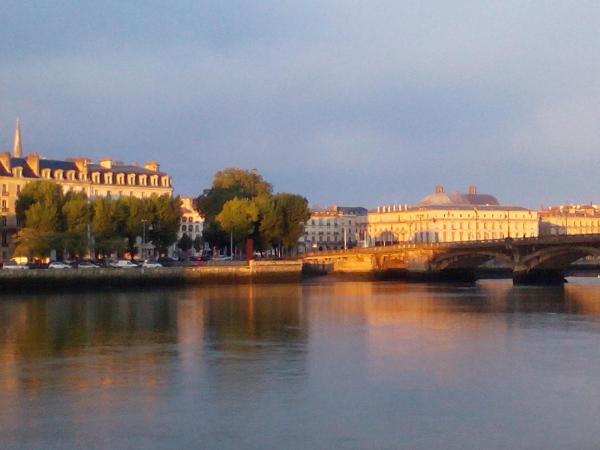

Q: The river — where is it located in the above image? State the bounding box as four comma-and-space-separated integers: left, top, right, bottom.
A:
1, 279, 600, 449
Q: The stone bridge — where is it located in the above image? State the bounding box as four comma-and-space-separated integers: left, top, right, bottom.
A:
302, 234, 600, 284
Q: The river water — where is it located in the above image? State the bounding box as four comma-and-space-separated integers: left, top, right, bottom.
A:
1, 279, 600, 450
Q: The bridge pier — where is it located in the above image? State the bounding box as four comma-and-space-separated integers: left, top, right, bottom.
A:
512, 269, 566, 285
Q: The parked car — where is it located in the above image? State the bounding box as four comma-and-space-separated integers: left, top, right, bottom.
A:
110, 259, 139, 269
76, 260, 100, 269
142, 259, 163, 268
2, 260, 29, 270
48, 261, 72, 270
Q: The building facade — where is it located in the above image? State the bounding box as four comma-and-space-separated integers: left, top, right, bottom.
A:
170, 196, 204, 258
368, 185, 538, 245
539, 204, 600, 236
301, 205, 368, 252
0, 121, 173, 260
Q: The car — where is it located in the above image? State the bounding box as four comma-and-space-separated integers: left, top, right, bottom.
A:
76, 260, 100, 269
110, 259, 139, 269
142, 259, 163, 268
48, 261, 72, 269
2, 260, 29, 270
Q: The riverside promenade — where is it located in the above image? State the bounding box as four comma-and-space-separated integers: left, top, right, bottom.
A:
0, 260, 302, 292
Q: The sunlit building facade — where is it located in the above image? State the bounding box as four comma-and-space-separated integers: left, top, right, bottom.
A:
539, 204, 600, 236
0, 121, 173, 260
301, 205, 368, 252
368, 185, 538, 245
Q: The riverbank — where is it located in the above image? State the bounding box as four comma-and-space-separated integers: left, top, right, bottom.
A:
0, 260, 302, 292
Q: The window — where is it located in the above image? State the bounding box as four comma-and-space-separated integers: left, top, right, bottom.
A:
1, 231, 6, 247
16, 185, 21, 195
1, 200, 7, 211
1, 216, 6, 226
181, 225, 186, 232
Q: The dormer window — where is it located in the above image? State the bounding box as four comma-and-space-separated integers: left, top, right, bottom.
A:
12, 167, 23, 178
161, 176, 170, 187
104, 173, 113, 184
79, 172, 88, 181
54, 169, 64, 180
116, 173, 125, 185
150, 175, 158, 186
91, 172, 101, 184
139, 175, 147, 186
67, 170, 76, 181
42, 168, 51, 179
127, 173, 136, 185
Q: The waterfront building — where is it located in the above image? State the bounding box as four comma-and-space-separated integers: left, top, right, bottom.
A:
539, 204, 600, 236
170, 196, 205, 258
0, 121, 173, 260
302, 205, 368, 252
368, 185, 538, 245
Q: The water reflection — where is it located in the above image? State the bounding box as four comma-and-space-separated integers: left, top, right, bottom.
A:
1, 280, 600, 449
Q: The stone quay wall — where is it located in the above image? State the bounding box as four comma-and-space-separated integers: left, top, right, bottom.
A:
0, 260, 303, 293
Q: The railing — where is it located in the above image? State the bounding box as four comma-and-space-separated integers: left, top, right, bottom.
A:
303, 233, 600, 258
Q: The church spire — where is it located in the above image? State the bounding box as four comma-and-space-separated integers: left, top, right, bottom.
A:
13, 118, 22, 157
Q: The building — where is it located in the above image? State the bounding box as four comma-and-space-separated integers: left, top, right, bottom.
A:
368, 185, 538, 245
302, 205, 368, 252
539, 204, 600, 236
170, 196, 204, 258
0, 120, 173, 260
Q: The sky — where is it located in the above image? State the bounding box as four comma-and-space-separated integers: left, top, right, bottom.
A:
1, 0, 599, 209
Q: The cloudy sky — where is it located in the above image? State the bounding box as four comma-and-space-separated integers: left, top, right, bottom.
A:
1, 1, 599, 208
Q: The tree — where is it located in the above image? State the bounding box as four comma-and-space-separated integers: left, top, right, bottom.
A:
193, 235, 203, 253
196, 168, 272, 248
92, 197, 125, 256
273, 193, 310, 250
14, 181, 65, 258
148, 195, 182, 255
177, 233, 193, 259
62, 191, 90, 257
216, 197, 259, 253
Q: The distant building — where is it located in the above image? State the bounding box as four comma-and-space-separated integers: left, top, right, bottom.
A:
0, 120, 173, 260
368, 185, 538, 245
301, 205, 368, 252
539, 204, 600, 236
170, 196, 204, 258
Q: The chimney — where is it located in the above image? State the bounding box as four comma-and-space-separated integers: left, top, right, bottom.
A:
99, 158, 112, 169
435, 184, 444, 194
26, 153, 39, 176
13, 118, 22, 157
468, 184, 477, 195
144, 160, 159, 172
0, 152, 11, 173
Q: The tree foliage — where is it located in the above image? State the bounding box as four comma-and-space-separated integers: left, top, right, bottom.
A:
217, 197, 259, 246
196, 168, 309, 256
14, 180, 182, 260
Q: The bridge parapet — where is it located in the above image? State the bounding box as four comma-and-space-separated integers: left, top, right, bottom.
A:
302, 234, 600, 284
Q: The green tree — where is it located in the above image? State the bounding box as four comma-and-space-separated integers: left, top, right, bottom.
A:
216, 197, 259, 253
193, 235, 203, 253
14, 181, 65, 258
148, 195, 182, 255
62, 191, 90, 257
92, 197, 125, 256
196, 168, 272, 248
177, 233, 193, 259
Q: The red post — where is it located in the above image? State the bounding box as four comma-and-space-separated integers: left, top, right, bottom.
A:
246, 238, 254, 262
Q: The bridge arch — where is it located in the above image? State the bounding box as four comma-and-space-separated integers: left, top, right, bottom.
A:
430, 250, 513, 271
519, 246, 600, 271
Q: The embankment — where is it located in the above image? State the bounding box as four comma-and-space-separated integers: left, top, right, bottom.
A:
0, 260, 302, 293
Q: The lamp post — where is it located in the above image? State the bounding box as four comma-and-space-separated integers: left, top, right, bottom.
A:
141, 219, 147, 259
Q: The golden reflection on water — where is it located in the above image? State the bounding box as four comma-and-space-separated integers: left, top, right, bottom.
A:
1, 280, 600, 400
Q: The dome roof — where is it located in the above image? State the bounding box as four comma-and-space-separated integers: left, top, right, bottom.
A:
418, 186, 499, 207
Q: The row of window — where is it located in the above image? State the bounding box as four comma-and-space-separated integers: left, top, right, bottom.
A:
34, 169, 170, 187
181, 225, 200, 232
